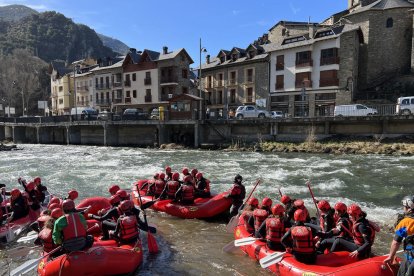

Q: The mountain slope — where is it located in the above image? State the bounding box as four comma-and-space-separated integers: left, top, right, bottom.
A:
0, 4, 37, 21
98, 33, 129, 54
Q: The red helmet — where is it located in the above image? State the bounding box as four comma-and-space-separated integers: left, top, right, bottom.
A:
108, 185, 120, 195
183, 175, 192, 183
119, 200, 133, 212
48, 203, 60, 210
51, 208, 64, 219
190, 168, 198, 176
62, 199, 75, 212
271, 204, 285, 216
153, 172, 159, 179
165, 166, 172, 173
347, 204, 362, 217
109, 195, 121, 206
262, 197, 273, 209
294, 199, 305, 209
281, 195, 291, 205
48, 197, 60, 208
247, 197, 259, 207
11, 188, 21, 198
116, 189, 129, 200
317, 200, 331, 212
68, 190, 79, 200
294, 209, 306, 222
33, 177, 41, 185
182, 167, 189, 175
159, 172, 166, 180
172, 172, 180, 181
195, 172, 203, 180
334, 202, 347, 213
26, 182, 35, 192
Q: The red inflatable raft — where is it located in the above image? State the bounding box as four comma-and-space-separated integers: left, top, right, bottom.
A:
37, 239, 143, 276
131, 180, 232, 219
234, 216, 399, 275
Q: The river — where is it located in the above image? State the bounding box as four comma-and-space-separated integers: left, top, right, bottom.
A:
0, 144, 410, 275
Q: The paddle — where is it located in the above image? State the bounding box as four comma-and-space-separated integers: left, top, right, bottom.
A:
141, 199, 157, 210
306, 181, 320, 219
7, 245, 40, 258
226, 179, 261, 233
234, 237, 257, 247
17, 234, 38, 243
10, 245, 62, 276
259, 251, 287, 268
278, 188, 282, 197
136, 186, 158, 254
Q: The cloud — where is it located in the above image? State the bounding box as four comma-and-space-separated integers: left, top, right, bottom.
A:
289, 2, 300, 15
0, 0, 48, 10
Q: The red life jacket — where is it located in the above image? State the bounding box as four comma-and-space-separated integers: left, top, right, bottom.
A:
182, 185, 194, 201
38, 228, 56, 252
240, 211, 254, 233
167, 181, 180, 198
291, 226, 314, 253
230, 184, 242, 196
154, 180, 166, 196
146, 180, 156, 195
352, 220, 375, 246
266, 217, 285, 243
337, 217, 353, 238
205, 179, 210, 193
62, 213, 87, 241
253, 209, 268, 232
119, 215, 139, 242
34, 189, 44, 202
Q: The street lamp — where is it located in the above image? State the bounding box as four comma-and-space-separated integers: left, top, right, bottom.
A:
199, 38, 207, 120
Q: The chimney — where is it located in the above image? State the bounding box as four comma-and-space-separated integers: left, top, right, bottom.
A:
163, 46, 168, 54
206, 54, 210, 64
309, 24, 316, 39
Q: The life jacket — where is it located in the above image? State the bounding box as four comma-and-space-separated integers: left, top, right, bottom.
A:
62, 213, 87, 241
291, 226, 314, 254
337, 216, 353, 238
181, 185, 194, 202
146, 180, 156, 195
319, 210, 334, 232
230, 184, 245, 203
154, 180, 166, 196
403, 234, 414, 263
205, 179, 210, 193
38, 228, 56, 252
167, 181, 180, 198
34, 188, 45, 203
266, 217, 285, 243
352, 220, 375, 246
119, 215, 139, 242
253, 209, 269, 232
240, 211, 254, 233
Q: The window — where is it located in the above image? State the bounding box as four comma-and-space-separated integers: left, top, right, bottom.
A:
96, 93, 99, 100
182, 87, 188, 94
132, 73, 136, 81
59, 99, 63, 104
320, 48, 339, 65
229, 71, 236, 84
248, 50, 255, 58
182, 69, 188, 78
106, 76, 109, 88
319, 70, 339, 87
246, 87, 253, 102
230, 89, 236, 103
276, 55, 284, 71
386, 18, 393, 28
220, 55, 226, 63
217, 73, 224, 86
295, 72, 312, 88
276, 75, 284, 90
126, 91, 130, 98
146, 72, 151, 78
296, 51, 312, 67
207, 75, 213, 88
145, 89, 151, 102
90, 95, 92, 101
59, 86, 63, 92
133, 90, 137, 98
217, 90, 223, 104
246, 69, 254, 82
231, 53, 238, 61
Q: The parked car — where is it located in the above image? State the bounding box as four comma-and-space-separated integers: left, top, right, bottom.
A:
97, 111, 112, 121
270, 111, 284, 118
334, 104, 378, 117
71, 107, 98, 120
235, 105, 270, 119
150, 108, 159, 120
396, 96, 414, 115
122, 108, 148, 120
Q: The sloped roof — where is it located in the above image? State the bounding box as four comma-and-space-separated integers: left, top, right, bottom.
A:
157, 48, 194, 64
269, 20, 318, 32
90, 59, 124, 72
347, 0, 414, 15
200, 53, 268, 70
144, 49, 160, 61
49, 60, 72, 76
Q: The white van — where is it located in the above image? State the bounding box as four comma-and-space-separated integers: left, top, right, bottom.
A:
396, 96, 414, 115
334, 104, 378, 117
70, 107, 98, 120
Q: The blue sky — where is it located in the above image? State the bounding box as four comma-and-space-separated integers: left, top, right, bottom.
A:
1, 0, 347, 66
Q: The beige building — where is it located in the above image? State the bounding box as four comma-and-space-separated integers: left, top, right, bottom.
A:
49, 61, 73, 115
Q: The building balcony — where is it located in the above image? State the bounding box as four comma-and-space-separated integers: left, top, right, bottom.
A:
96, 99, 111, 105
145, 95, 152, 102
76, 86, 89, 92
144, 78, 152, 85
320, 57, 340, 66
246, 76, 254, 83
113, 82, 122, 88
319, 78, 339, 87
215, 80, 224, 87
228, 79, 237, 86
244, 97, 254, 103
295, 59, 313, 68
295, 80, 313, 88
160, 77, 178, 84
96, 84, 110, 90
125, 97, 131, 103
124, 80, 131, 87
113, 98, 123, 104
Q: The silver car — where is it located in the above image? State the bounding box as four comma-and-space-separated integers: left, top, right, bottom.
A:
235, 105, 270, 119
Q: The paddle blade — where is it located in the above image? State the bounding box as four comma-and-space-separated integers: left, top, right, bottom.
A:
259, 252, 286, 268
234, 237, 257, 247
141, 200, 156, 210
147, 232, 158, 254
17, 234, 38, 243
226, 215, 239, 233
10, 258, 39, 276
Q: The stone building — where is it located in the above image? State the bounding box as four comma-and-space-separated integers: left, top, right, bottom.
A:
200, 44, 269, 119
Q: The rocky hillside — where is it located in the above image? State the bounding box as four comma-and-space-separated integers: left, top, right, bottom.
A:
0, 4, 37, 22
98, 33, 129, 54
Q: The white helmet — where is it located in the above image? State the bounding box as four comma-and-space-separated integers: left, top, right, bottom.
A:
402, 196, 414, 209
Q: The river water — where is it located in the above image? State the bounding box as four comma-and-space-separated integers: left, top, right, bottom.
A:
0, 144, 411, 275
